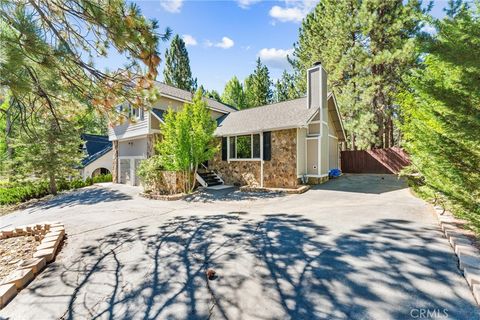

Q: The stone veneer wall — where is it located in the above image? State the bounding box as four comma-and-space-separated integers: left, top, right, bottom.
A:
264, 129, 297, 188
211, 129, 298, 188
112, 140, 119, 183
147, 133, 161, 157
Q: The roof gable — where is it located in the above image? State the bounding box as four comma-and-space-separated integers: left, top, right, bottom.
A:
155, 82, 236, 114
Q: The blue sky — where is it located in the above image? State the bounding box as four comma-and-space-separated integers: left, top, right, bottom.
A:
101, 0, 450, 93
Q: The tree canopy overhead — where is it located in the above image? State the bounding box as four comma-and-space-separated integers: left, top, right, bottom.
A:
0, 0, 170, 122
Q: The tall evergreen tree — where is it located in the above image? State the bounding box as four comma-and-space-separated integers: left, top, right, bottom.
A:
163, 34, 197, 91
221, 76, 247, 109
292, 0, 426, 149
274, 70, 300, 102
360, 0, 426, 148
398, 1, 480, 233
244, 58, 273, 108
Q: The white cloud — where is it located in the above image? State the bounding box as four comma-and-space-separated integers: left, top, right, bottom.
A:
258, 48, 294, 69
206, 37, 235, 49
269, 0, 317, 23
182, 34, 197, 46
216, 37, 234, 49
236, 0, 261, 9
160, 0, 183, 13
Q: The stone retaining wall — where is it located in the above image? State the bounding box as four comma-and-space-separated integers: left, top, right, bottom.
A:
0, 222, 65, 308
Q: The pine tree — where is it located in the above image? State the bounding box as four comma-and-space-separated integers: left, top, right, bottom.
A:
398, 1, 480, 233
244, 58, 273, 108
12, 110, 83, 195
274, 70, 300, 102
205, 90, 222, 102
359, 0, 425, 148
163, 34, 197, 91
221, 76, 247, 109
0, 1, 166, 116
292, 0, 425, 149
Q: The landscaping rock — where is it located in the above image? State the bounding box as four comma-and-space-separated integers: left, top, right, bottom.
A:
473, 284, 480, 305
18, 258, 46, 275
464, 267, 480, 288
1, 268, 33, 290
458, 249, 480, 271
33, 247, 56, 263
0, 283, 17, 308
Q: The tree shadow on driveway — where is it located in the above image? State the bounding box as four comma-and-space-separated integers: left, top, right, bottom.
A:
24, 187, 132, 213
25, 214, 479, 319
183, 187, 286, 203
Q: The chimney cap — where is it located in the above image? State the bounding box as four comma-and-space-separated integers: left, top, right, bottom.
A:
313, 61, 322, 67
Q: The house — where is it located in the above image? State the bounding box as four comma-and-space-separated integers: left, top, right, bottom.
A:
79, 134, 113, 180
108, 84, 236, 185
109, 62, 346, 188
211, 63, 346, 188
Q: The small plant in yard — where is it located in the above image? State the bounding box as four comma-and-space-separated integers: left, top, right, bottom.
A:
140, 89, 217, 194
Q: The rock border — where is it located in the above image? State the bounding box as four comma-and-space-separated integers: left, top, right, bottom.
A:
140, 192, 188, 201
432, 206, 480, 305
240, 185, 310, 194
0, 222, 65, 309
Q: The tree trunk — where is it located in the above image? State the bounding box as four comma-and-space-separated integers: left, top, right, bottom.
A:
49, 172, 57, 195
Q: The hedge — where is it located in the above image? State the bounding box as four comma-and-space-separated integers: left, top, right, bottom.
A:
0, 174, 113, 206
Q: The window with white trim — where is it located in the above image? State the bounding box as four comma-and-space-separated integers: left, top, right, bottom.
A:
229, 134, 261, 159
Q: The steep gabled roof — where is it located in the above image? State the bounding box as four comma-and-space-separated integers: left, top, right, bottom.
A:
155, 82, 236, 114
80, 134, 112, 168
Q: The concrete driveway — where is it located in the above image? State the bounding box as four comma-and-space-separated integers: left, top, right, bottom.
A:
1, 175, 478, 319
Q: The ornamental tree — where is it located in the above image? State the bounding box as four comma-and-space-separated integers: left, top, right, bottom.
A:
155, 90, 217, 193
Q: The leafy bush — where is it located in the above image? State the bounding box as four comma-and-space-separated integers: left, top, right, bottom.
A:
93, 173, 112, 183
0, 181, 50, 205
137, 156, 164, 190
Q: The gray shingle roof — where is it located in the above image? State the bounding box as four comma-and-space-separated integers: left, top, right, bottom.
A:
215, 97, 317, 136
155, 82, 236, 114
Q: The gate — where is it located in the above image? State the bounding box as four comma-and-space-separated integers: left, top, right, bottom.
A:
340, 147, 410, 174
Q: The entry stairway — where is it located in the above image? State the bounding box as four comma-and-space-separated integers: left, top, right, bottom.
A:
196, 169, 224, 188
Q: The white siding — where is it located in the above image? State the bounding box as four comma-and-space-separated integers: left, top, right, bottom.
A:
296, 128, 307, 176
81, 150, 113, 180
306, 139, 319, 175
118, 137, 148, 157
109, 112, 150, 141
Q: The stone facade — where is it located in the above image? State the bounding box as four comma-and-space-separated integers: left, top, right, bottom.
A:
211, 129, 298, 188
143, 171, 190, 195
263, 129, 297, 188
112, 140, 119, 183
147, 133, 161, 157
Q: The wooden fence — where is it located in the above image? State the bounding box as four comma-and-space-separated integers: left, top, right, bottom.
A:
340, 147, 411, 174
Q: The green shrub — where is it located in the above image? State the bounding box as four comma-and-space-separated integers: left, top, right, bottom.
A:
1, 173, 112, 206
92, 173, 112, 183
0, 181, 50, 205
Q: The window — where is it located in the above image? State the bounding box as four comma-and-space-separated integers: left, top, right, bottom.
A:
229, 134, 261, 159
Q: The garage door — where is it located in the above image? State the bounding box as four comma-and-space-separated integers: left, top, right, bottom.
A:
120, 159, 131, 184
134, 159, 143, 186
